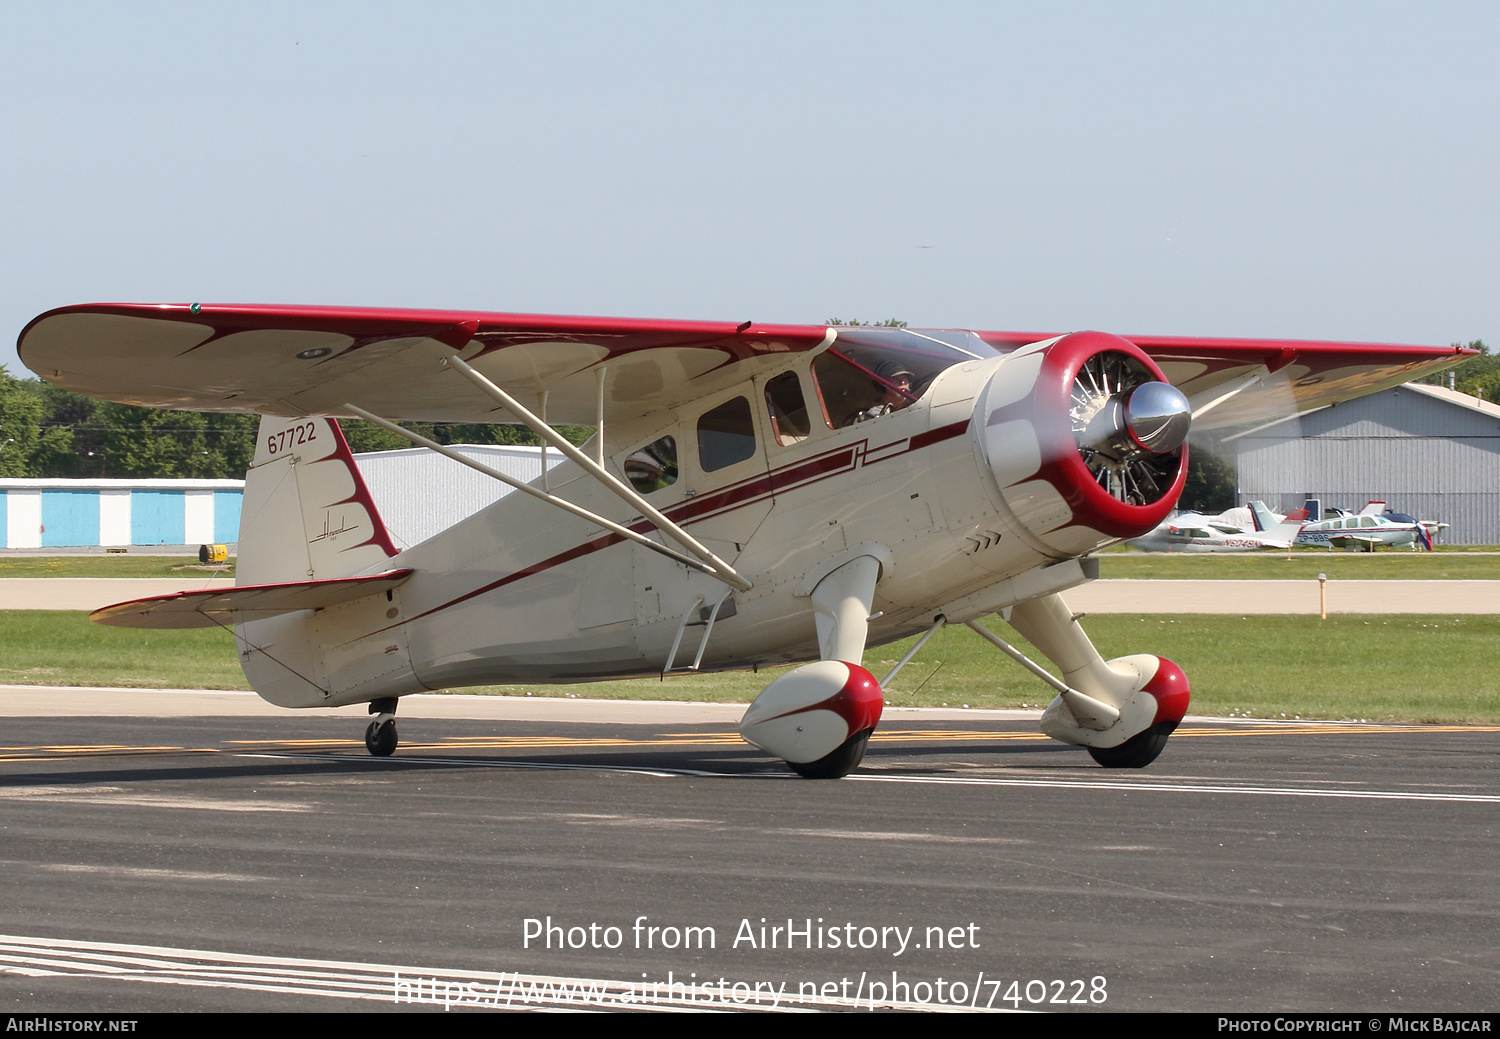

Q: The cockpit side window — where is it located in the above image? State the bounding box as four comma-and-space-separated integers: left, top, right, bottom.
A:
698, 396, 756, 472
812, 351, 919, 427
764, 371, 812, 446
624, 435, 678, 494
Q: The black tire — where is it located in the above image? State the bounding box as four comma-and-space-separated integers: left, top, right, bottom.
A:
788, 728, 873, 779
365, 719, 398, 757
1087, 721, 1176, 769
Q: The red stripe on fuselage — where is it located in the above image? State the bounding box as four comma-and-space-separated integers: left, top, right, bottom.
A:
394, 417, 972, 628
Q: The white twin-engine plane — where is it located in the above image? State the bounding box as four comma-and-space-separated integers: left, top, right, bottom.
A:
19, 304, 1465, 777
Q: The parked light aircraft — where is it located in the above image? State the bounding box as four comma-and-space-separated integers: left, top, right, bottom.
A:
17, 304, 1468, 775
1130, 501, 1308, 552
1345, 502, 1446, 545
1297, 501, 1433, 550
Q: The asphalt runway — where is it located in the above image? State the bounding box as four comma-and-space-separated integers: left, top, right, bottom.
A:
1, 692, 1496, 1013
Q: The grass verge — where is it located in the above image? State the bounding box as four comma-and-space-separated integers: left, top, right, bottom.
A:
0, 556, 234, 579
2, 611, 1495, 724
1097, 551, 1500, 581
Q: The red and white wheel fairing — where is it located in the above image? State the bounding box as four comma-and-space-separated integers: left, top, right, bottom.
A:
1039, 652, 1192, 751
1140, 655, 1190, 728
739, 660, 883, 771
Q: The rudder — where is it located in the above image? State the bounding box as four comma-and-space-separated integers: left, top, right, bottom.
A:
237, 415, 398, 585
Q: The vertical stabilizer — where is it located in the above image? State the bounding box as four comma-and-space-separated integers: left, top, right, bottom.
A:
237, 416, 398, 586
1248, 501, 1278, 533
235, 416, 416, 709
1265, 509, 1309, 546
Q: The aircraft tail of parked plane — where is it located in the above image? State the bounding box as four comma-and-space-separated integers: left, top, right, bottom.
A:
19, 302, 1472, 776
1249, 501, 1278, 533
1261, 509, 1310, 547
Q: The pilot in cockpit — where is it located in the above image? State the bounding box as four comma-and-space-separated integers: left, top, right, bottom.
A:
852, 361, 916, 423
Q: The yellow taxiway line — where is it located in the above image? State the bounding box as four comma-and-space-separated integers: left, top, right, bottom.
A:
1, 723, 1497, 761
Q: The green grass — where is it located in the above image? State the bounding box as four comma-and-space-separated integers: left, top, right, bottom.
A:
2, 611, 1496, 724
1097, 551, 1500, 581
0, 556, 234, 578
0, 611, 247, 689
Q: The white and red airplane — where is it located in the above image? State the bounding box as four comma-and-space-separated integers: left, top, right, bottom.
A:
17, 304, 1468, 775
1130, 502, 1310, 552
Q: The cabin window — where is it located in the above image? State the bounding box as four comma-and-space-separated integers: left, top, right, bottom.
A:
624, 436, 678, 494
764, 372, 811, 446
698, 397, 756, 472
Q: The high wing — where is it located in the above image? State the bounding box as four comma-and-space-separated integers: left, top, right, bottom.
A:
19, 303, 1468, 427
975, 331, 1471, 430
18, 304, 833, 426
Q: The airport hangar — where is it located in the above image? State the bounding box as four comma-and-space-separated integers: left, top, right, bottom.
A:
0, 444, 557, 551
1230, 382, 1500, 545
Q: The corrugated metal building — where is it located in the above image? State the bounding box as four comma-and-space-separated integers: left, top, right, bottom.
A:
351, 443, 560, 550
1232, 383, 1500, 544
0, 445, 554, 551
0, 479, 244, 548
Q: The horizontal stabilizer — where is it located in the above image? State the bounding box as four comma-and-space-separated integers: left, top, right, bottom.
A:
90, 570, 414, 629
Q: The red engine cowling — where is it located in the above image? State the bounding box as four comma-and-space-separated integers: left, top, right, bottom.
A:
974, 331, 1190, 557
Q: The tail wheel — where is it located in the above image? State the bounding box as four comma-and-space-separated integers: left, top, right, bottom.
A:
365, 719, 398, 757
1087, 721, 1176, 769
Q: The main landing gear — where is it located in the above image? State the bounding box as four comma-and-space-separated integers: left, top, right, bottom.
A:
789, 728, 876, 779
739, 555, 887, 780
1085, 720, 1178, 769
365, 697, 398, 756
984, 593, 1191, 769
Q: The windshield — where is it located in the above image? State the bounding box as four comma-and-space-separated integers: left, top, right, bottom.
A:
813, 327, 1006, 427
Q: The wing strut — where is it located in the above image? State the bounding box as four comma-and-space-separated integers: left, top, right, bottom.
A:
342, 404, 739, 586
438, 353, 753, 592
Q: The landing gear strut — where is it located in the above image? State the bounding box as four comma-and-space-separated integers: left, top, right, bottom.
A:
365, 697, 398, 756
739, 555, 887, 780
972, 593, 1191, 769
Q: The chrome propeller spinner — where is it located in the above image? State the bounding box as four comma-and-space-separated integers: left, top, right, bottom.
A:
1070, 352, 1191, 506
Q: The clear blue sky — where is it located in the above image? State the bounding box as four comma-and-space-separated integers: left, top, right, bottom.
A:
4, 2, 1497, 375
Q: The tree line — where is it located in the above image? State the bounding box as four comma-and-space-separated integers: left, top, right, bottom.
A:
1415, 340, 1494, 398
